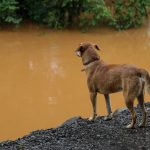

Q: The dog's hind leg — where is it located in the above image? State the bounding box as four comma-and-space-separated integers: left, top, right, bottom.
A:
89, 92, 97, 121
125, 99, 137, 129
137, 93, 147, 127
104, 94, 112, 120
123, 77, 139, 128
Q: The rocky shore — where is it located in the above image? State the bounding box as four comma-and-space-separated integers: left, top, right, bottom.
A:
0, 103, 150, 150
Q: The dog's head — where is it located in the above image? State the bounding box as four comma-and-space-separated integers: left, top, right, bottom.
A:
75, 42, 100, 57
75, 42, 100, 65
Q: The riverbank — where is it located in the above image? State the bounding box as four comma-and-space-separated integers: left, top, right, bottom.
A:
0, 103, 150, 150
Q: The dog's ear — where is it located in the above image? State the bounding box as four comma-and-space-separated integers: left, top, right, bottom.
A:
94, 44, 100, 51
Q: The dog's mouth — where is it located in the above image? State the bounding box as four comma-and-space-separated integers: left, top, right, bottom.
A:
76, 51, 81, 57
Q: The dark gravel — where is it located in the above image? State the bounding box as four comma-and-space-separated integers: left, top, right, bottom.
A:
0, 103, 150, 150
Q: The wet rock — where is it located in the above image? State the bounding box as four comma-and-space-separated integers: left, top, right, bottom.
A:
0, 103, 150, 150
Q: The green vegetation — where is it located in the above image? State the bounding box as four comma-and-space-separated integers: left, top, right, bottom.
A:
112, 0, 150, 29
0, 0, 21, 24
0, 0, 149, 30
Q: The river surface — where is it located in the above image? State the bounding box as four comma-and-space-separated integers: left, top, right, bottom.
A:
0, 22, 150, 141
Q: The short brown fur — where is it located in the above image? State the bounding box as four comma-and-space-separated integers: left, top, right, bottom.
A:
75, 42, 150, 128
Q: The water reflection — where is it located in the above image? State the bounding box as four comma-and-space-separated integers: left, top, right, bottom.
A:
50, 61, 64, 77
48, 96, 57, 105
29, 61, 34, 71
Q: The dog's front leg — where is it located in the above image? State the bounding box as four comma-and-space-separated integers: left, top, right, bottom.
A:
89, 92, 97, 121
104, 94, 112, 120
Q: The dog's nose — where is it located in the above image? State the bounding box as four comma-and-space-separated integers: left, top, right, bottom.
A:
75, 51, 81, 57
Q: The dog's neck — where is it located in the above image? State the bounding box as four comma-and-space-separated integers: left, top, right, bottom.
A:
81, 59, 106, 73
83, 58, 99, 66
81, 59, 100, 72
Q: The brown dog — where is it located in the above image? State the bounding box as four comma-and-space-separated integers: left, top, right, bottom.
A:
75, 42, 150, 128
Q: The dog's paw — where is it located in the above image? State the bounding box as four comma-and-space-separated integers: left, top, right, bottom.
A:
88, 114, 98, 121
88, 117, 94, 121
104, 115, 112, 121
104, 113, 113, 121
126, 124, 135, 129
139, 123, 146, 128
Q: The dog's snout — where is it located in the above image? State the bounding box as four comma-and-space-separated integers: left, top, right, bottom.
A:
75, 51, 81, 57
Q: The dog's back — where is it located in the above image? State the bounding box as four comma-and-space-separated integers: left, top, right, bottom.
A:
91, 63, 150, 95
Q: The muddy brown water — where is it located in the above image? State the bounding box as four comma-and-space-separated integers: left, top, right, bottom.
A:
0, 22, 150, 141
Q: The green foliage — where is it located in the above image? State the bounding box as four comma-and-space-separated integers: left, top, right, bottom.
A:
0, 0, 22, 25
22, 0, 149, 30
23, 0, 83, 29
112, 0, 149, 29
79, 0, 113, 29
0, 0, 149, 29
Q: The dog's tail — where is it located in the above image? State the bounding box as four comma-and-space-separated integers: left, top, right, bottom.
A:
140, 69, 150, 94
